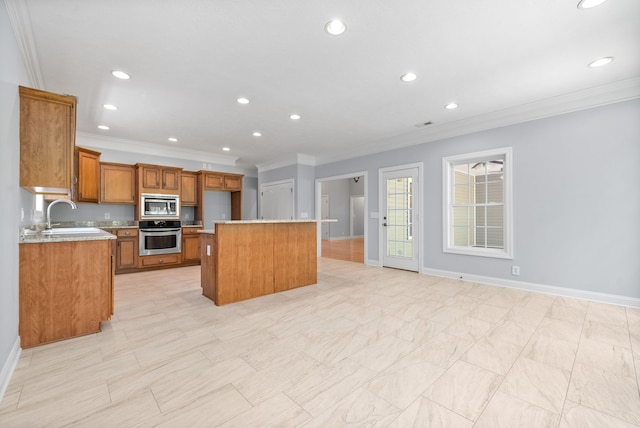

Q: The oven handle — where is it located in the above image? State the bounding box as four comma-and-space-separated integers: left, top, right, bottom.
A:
140, 228, 182, 233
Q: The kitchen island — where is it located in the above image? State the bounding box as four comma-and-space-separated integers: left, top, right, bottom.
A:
199, 220, 318, 305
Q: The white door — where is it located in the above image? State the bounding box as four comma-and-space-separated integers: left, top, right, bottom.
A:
382, 167, 419, 271
321, 194, 330, 240
260, 181, 294, 220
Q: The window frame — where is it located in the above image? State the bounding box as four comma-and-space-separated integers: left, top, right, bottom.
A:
442, 147, 513, 259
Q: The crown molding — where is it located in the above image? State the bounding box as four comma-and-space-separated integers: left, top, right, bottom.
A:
76, 132, 238, 167
5, 0, 44, 88
315, 77, 640, 165
257, 153, 316, 173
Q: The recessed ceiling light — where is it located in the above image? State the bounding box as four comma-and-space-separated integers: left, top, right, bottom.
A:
577, 0, 608, 9
253, 132, 262, 137
222, 147, 230, 151
168, 137, 178, 142
290, 114, 301, 120
97, 125, 110, 130
588, 56, 614, 68
445, 103, 458, 110
111, 70, 130, 80
103, 104, 118, 110
237, 97, 250, 104
324, 19, 346, 35
400, 72, 417, 82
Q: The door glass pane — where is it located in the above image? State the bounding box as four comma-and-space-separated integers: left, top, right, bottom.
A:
387, 177, 413, 258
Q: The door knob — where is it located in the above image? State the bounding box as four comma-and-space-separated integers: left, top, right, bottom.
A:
383, 223, 387, 227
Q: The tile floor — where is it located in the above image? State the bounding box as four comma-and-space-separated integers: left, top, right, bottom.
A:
1, 258, 639, 427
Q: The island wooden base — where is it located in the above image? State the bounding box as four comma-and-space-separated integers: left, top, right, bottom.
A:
200, 222, 317, 305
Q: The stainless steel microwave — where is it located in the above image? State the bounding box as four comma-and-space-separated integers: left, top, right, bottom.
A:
140, 193, 180, 219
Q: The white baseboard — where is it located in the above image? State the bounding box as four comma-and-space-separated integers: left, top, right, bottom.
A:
366, 259, 380, 267
422, 267, 640, 308
0, 337, 21, 404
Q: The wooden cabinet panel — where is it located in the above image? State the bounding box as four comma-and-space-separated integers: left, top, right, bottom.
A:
76, 147, 100, 203
19, 86, 76, 195
203, 172, 224, 190
203, 172, 243, 191
273, 223, 317, 292
137, 164, 182, 196
224, 175, 242, 191
181, 172, 198, 206
100, 163, 136, 204
140, 164, 161, 190
182, 227, 203, 262
162, 168, 180, 191
215, 224, 274, 305
19, 240, 112, 348
117, 236, 138, 271
200, 233, 217, 300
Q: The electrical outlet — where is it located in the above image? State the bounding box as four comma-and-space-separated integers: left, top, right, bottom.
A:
221, 213, 226, 219
511, 266, 520, 276
104, 212, 110, 220
185, 213, 191, 220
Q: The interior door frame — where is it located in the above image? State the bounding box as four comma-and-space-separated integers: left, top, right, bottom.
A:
315, 171, 368, 260
378, 162, 424, 272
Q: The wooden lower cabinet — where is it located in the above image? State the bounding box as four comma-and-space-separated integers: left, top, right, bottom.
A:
103, 228, 138, 273
19, 239, 113, 348
182, 226, 203, 263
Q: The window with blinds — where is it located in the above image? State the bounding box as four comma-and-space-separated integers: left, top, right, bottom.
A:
443, 148, 513, 259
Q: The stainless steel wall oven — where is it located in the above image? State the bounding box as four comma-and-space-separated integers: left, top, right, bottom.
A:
139, 220, 182, 256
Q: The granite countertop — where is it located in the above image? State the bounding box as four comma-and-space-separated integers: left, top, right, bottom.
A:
20, 228, 116, 244
199, 219, 336, 234
182, 222, 204, 227
51, 220, 139, 229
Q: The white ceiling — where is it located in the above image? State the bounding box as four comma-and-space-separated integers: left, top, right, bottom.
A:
7, 0, 640, 170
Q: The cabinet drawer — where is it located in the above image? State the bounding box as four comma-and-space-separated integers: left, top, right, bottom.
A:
182, 227, 203, 235
139, 254, 181, 267
116, 228, 138, 237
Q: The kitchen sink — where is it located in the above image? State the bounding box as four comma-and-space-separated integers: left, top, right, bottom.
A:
23, 227, 103, 235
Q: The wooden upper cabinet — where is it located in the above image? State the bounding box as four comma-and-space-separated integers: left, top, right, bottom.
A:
181, 171, 198, 206
203, 172, 224, 189
75, 147, 100, 203
224, 174, 242, 191
137, 164, 181, 195
162, 168, 180, 192
100, 162, 135, 204
19, 86, 77, 195
203, 172, 243, 191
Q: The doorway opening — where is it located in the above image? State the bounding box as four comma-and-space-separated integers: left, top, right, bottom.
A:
316, 172, 367, 264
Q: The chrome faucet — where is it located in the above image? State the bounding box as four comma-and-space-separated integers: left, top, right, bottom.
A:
46, 199, 77, 229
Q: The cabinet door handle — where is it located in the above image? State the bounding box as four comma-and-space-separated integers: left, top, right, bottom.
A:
125, 231, 130, 235
158, 259, 163, 263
